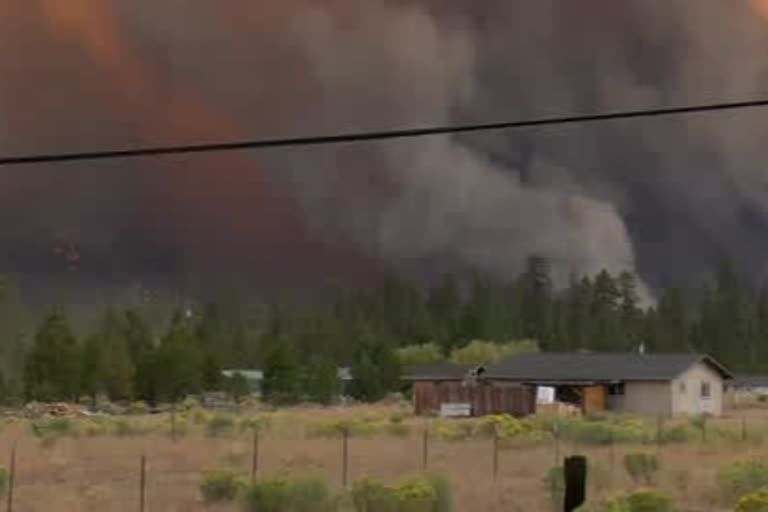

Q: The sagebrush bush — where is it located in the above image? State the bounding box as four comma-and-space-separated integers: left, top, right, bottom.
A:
206, 414, 236, 438
112, 419, 150, 437
623, 454, 659, 485
0, 465, 9, 497
241, 474, 333, 512
733, 486, 768, 512
718, 458, 768, 501
600, 488, 672, 512
351, 477, 397, 512
351, 473, 452, 512
240, 415, 268, 434
128, 401, 149, 414
387, 422, 411, 438
543, 466, 565, 505
30, 417, 78, 439
307, 419, 381, 440
200, 469, 244, 504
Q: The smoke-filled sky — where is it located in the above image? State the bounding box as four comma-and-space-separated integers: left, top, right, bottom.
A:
3, 0, 768, 300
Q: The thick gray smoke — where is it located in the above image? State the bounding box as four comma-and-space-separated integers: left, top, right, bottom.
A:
3, 0, 768, 298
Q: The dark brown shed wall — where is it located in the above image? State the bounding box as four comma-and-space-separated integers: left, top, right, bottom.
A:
411, 379, 535, 417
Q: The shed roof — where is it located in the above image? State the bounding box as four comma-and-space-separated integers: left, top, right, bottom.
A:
403, 363, 477, 381
731, 374, 768, 388
484, 353, 731, 382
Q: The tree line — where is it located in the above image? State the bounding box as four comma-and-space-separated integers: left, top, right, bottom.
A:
4, 257, 768, 405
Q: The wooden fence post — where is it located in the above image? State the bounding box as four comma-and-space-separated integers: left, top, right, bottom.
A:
656, 415, 664, 448
553, 422, 561, 465
741, 416, 747, 442
251, 429, 260, 482
139, 455, 146, 512
564, 455, 587, 512
6, 445, 16, 512
422, 427, 430, 472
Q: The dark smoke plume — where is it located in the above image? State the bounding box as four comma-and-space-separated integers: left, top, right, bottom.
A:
2, 0, 768, 300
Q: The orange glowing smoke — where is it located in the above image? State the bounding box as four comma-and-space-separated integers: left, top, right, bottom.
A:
34, 0, 311, 261
751, 0, 768, 19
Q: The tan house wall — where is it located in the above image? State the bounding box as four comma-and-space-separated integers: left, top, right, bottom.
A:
671, 361, 724, 416
622, 381, 673, 417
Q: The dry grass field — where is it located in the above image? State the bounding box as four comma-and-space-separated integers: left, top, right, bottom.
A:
1, 401, 768, 511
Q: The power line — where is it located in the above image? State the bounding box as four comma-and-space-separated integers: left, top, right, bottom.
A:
2, 97, 768, 166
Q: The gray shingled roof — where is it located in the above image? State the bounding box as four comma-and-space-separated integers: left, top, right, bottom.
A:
731, 374, 768, 388
403, 363, 477, 381
484, 353, 731, 382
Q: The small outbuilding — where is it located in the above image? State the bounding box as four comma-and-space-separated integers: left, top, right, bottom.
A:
403, 363, 536, 417
484, 352, 732, 417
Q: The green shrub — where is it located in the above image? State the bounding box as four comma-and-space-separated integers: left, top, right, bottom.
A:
588, 460, 612, 495
200, 469, 244, 503
0, 466, 9, 497
543, 466, 565, 505
241, 474, 333, 512
658, 424, 697, 443
622, 488, 672, 512
599, 489, 671, 512
351, 477, 397, 512
718, 458, 768, 501
240, 415, 268, 434
734, 486, 768, 512
350, 473, 451, 512
84, 420, 109, 437
112, 419, 150, 437
387, 422, 411, 438
431, 421, 473, 441
623, 454, 659, 485
128, 401, 149, 414
30, 417, 78, 439
307, 419, 381, 440
206, 414, 236, 438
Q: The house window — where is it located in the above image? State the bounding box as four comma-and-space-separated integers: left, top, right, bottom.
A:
679, 381, 686, 394
608, 383, 625, 396
701, 381, 711, 399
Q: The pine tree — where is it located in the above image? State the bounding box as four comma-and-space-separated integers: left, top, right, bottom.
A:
261, 340, 301, 405
304, 356, 340, 405
656, 286, 689, 353
427, 274, 463, 352
589, 270, 621, 351
99, 311, 135, 401
79, 334, 102, 405
519, 256, 553, 347
154, 312, 203, 403
618, 271, 643, 350
24, 310, 81, 402
349, 329, 401, 402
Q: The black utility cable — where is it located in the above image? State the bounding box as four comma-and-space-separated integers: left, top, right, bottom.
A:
2, 97, 768, 166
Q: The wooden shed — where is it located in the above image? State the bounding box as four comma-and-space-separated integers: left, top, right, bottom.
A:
404, 364, 536, 417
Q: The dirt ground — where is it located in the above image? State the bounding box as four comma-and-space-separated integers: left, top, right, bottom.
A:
2, 405, 768, 511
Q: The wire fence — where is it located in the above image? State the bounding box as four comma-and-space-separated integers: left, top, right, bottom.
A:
3, 414, 768, 511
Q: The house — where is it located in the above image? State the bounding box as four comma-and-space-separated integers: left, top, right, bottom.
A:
483, 352, 732, 417
221, 367, 354, 398
402, 363, 537, 417
402, 353, 732, 418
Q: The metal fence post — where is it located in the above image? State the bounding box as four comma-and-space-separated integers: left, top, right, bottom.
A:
251, 429, 260, 482
342, 427, 349, 488
492, 427, 499, 481
422, 426, 429, 472
139, 455, 146, 512
6, 445, 16, 512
